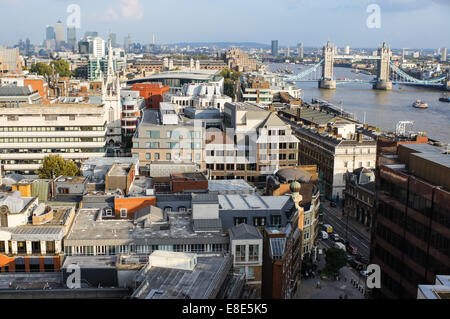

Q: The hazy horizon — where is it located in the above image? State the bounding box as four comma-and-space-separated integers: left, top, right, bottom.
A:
0, 0, 449, 49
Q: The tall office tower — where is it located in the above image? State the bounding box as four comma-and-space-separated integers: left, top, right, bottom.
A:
441, 47, 447, 62
124, 34, 132, 52
55, 20, 65, 43
85, 31, 99, 38
67, 27, 77, 50
287, 47, 290, 57
109, 33, 117, 48
87, 36, 106, 58
152, 33, 155, 45
345, 45, 350, 55
46, 26, 55, 40
271, 40, 278, 56
297, 43, 304, 58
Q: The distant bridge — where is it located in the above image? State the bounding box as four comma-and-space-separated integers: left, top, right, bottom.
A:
280, 42, 450, 91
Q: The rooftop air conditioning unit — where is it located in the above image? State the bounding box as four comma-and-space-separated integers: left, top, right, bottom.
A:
146, 189, 155, 196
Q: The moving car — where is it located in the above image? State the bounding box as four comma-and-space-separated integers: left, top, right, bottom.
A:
360, 270, 369, 277
334, 242, 346, 251
320, 231, 329, 240
330, 201, 337, 207
331, 233, 340, 242
323, 224, 333, 233
349, 259, 364, 271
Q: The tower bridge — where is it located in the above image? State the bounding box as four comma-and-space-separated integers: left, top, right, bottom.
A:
283, 41, 449, 91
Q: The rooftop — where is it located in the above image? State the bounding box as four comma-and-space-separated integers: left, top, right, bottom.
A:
218, 194, 291, 211
229, 223, 262, 240
64, 209, 228, 246
207, 180, 255, 194
133, 255, 231, 299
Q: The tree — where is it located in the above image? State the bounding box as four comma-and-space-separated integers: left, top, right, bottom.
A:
50, 60, 73, 77
323, 247, 348, 276
30, 62, 53, 77
37, 155, 80, 179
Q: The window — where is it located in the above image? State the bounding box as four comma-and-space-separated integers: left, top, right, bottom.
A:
120, 208, 127, 218
155, 153, 160, 160
248, 245, 259, 262
235, 245, 246, 262
166, 153, 171, 160
253, 217, 266, 227
146, 153, 151, 160
234, 217, 247, 225
146, 142, 160, 149
147, 130, 160, 138
247, 266, 255, 278
271, 215, 282, 226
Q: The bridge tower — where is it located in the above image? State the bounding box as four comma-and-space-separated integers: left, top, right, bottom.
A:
319, 41, 336, 89
445, 72, 450, 92
373, 42, 393, 90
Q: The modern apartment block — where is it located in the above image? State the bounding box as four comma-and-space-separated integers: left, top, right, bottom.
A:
241, 76, 273, 105
278, 105, 377, 202
131, 102, 205, 174
120, 90, 145, 137
372, 143, 450, 299
0, 103, 108, 174
225, 48, 261, 72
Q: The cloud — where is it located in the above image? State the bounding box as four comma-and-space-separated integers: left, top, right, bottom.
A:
104, 0, 143, 21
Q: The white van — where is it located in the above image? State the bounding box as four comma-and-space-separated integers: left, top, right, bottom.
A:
334, 242, 346, 251
320, 231, 329, 240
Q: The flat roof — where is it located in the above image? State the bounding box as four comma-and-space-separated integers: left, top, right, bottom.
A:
207, 180, 255, 193
131, 70, 220, 82
133, 255, 230, 299
64, 209, 228, 246
218, 194, 291, 211
62, 255, 117, 269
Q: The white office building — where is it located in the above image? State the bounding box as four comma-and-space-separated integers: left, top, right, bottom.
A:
0, 103, 108, 174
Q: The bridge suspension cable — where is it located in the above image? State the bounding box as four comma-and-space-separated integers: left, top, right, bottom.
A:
390, 62, 447, 85
284, 59, 324, 82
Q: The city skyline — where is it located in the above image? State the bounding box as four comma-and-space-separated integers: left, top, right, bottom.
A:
0, 0, 449, 49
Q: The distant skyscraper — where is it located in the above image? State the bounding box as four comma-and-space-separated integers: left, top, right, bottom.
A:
87, 37, 106, 58
109, 33, 117, 48
55, 20, 65, 43
297, 43, 304, 58
271, 40, 278, 56
152, 34, 155, 45
67, 27, 77, 50
287, 47, 290, 57
85, 31, 99, 38
46, 26, 55, 40
441, 47, 447, 62
345, 45, 350, 55
124, 34, 132, 51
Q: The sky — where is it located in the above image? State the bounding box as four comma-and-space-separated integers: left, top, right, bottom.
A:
0, 0, 449, 49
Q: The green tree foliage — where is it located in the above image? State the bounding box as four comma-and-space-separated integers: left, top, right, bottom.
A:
50, 60, 73, 77
219, 68, 241, 99
30, 60, 73, 78
37, 155, 80, 179
324, 247, 348, 276
30, 62, 53, 77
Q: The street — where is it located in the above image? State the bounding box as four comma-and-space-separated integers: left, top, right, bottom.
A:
321, 200, 371, 259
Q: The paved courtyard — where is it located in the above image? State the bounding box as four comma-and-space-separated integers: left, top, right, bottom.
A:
297, 243, 367, 299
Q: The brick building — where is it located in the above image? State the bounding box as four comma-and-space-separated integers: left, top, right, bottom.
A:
371, 143, 450, 299
131, 82, 169, 109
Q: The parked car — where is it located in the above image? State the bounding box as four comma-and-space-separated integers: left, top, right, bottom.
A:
320, 231, 329, 240
349, 260, 364, 271
360, 270, 369, 277
331, 233, 340, 241
346, 244, 358, 255
330, 201, 337, 207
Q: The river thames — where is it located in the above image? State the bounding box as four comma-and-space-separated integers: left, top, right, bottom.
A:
269, 63, 450, 144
